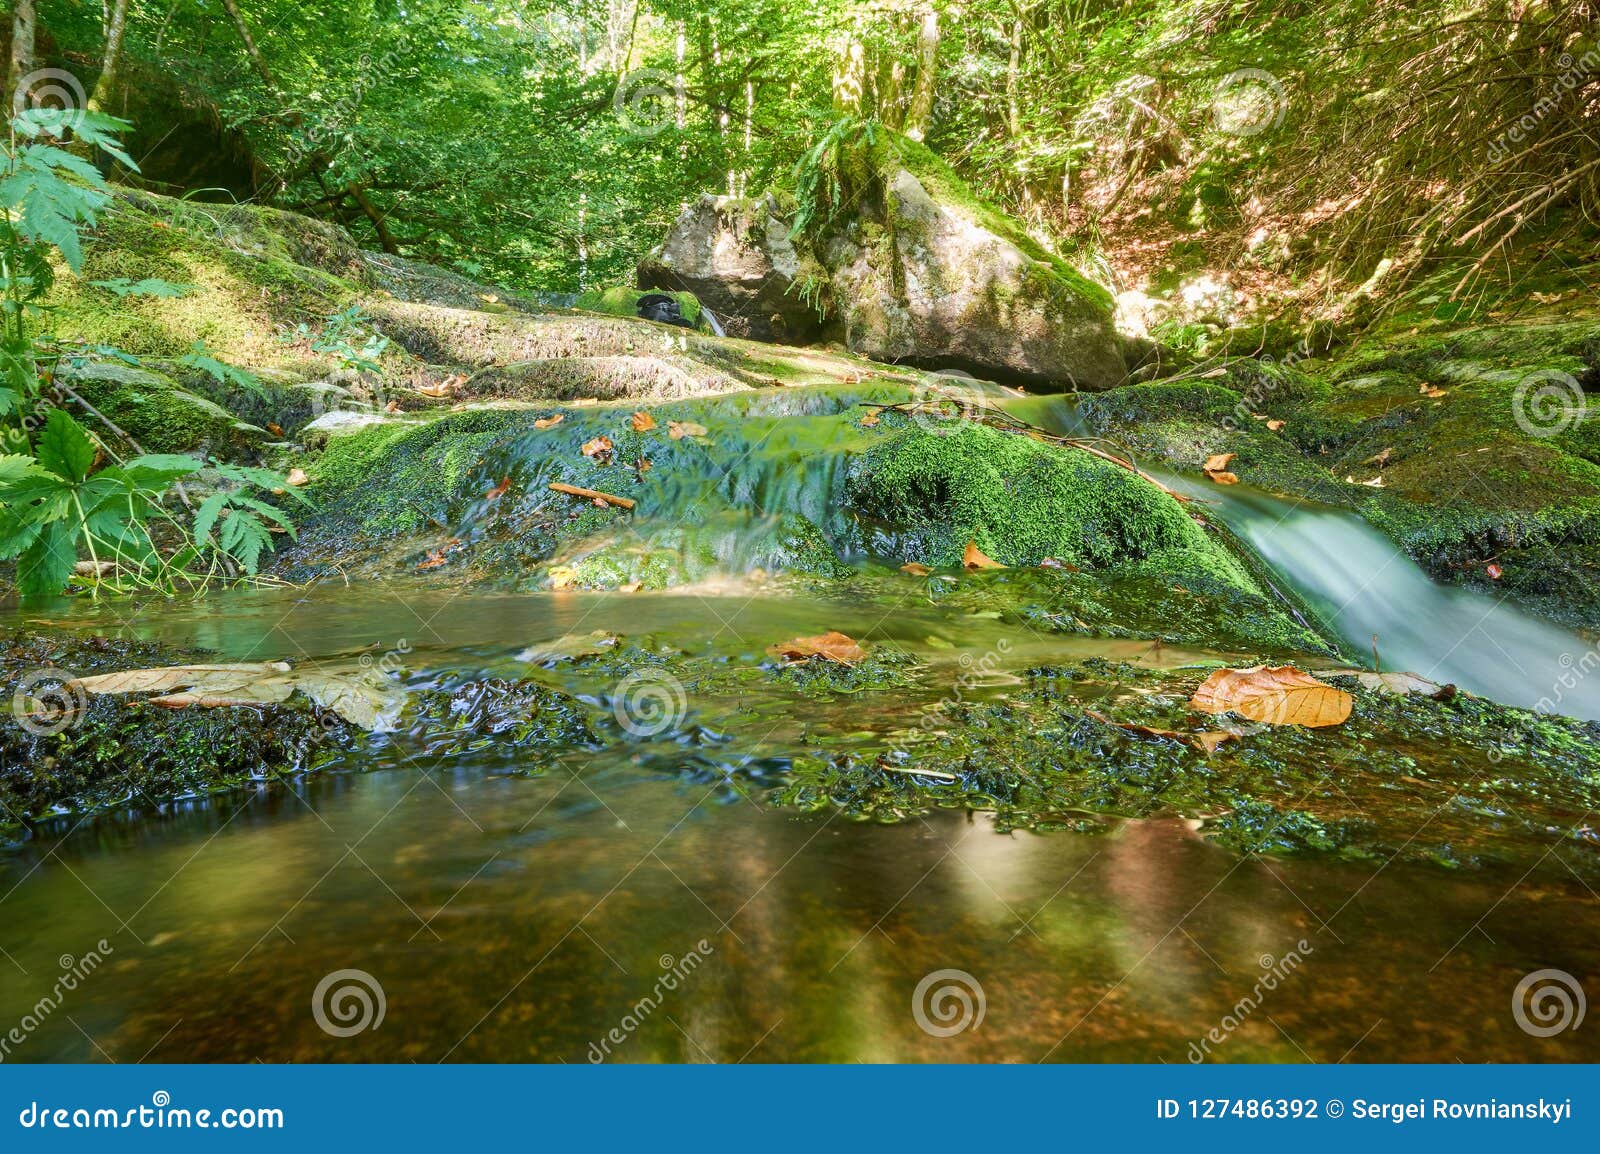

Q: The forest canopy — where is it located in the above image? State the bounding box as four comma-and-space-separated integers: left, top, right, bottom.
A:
8, 0, 1600, 313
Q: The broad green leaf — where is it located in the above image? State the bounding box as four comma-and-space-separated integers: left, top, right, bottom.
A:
37, 410, 97, 483
17, 519, 77, 596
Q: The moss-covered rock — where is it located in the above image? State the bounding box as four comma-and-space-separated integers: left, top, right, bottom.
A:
846, 421, 1257, 588
1078, 318, 1600, 628
60, 361, 264, 454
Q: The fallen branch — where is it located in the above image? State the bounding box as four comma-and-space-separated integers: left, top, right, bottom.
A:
548, 482, 636, 510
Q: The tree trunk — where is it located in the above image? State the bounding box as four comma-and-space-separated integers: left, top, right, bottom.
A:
7, 0, 36, 103
904, 8, 940, 141
221, 0, 277, 90
833, 39, 866, 116
1005, 17, 1024, 137
89, 0, 132, 111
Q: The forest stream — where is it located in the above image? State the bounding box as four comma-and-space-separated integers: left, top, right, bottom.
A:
3, 459, 1598, 1063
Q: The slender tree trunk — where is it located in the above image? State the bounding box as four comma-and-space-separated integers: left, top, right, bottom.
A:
89, 0, 132, 111
904, 8, 940, 141
7, 0, 37, 102
221, 0, 277, 90
1005, 17, 1024, 137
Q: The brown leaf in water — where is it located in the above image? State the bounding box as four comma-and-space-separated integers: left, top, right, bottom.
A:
900, 562, 932, 576
1203, 452, 1235, 473
769, 630, 866, 665
631, 410, 656, 432
69, 662, 293, 696
485, 476, 512, 500
1190, 731, 1241, 755
1206, 470, 1240, 484
1191, 665, 1353, 727
963, 540, 1005, 569
581, 435, 614, 459
1486, 562, 1503, 580
1086, 710, 1182, 742
533, 414, 564, 429
860, 409, 880, 427
668, 420, 709, 440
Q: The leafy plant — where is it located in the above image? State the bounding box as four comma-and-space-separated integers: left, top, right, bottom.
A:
791, 117, 881, 240
179, 339, 264, 399
287, 305, 390, 373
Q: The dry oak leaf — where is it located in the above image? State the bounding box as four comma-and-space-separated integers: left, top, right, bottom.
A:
581, 435, 614, 459
286, 467, 309, 487
631, 410, 657, 433
533, 414, 564, 429
768, 630, 866, 665
963, 540, 1005, 570
1191, 665, 1353, 727
668, 420, 709, 440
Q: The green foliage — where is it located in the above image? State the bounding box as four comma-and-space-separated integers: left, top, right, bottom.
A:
286, 305, 389, 373
792, 117, 881, 239
178, 339, 264, 398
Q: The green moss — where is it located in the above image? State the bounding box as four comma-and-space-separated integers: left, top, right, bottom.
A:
63, 362, 260, 453
846, 420, 1257, 588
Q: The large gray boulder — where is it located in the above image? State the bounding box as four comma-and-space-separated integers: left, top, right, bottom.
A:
638, 144, 1127, 389
637, 194, 824, 344
819, 165, 1126, 389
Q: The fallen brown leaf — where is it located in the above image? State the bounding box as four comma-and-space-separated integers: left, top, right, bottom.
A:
1190, 731, 1241, 755
1203, 452, 1236, 473
900, 562, 932, 576
1266, 419, 1286, 431
860, 409, 881, 427
631, 411, 656, 432
668, 420, 709, 440
1086, 710, 1182, 742
286, 467, 309, 487
769, 630, 866, 665
963, 540, 1005, 570
1192, 665, 1353, 727
581, 435, 614, 459
534, 414, 564, 429
485, 476, 512, 500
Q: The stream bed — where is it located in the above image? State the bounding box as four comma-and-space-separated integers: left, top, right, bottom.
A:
2, 580, 1598, 1063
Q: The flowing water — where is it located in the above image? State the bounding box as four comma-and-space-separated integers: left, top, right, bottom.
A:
1004, 393, 1600, 720
3, 394, 1599, 1064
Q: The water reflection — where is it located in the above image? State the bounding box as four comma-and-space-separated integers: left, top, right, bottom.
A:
1, 755, 1594, 1063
